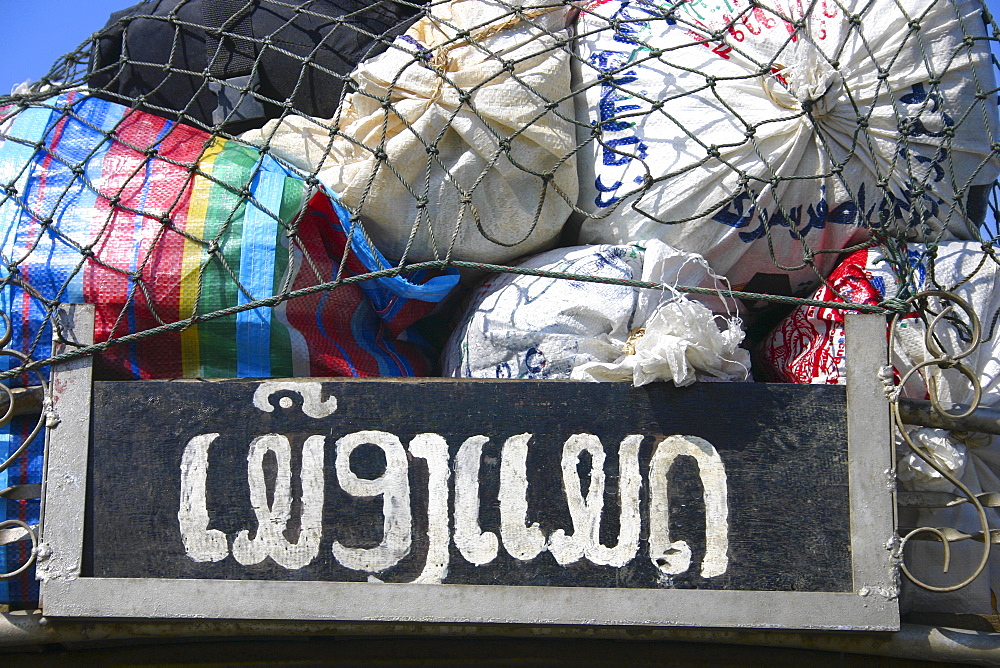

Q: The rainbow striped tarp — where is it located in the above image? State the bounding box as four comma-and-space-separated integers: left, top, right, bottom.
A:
0, 92, 459, 604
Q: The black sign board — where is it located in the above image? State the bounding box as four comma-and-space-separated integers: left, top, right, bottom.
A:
85, 379, 850, 593
38, 308, 898, 630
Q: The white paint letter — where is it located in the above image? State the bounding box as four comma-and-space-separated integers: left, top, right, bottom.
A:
499, 433, 545, 561
589, 434, 643, 568
453, 435, 499, 566
549, 434, 643, 567
548, 434, 606, 565
409, 433, 450, 583
332, 430, 411, 573
178, 433, 228, 562
648, 435, 729, 578
253, 381, 338, 418
232, 434, 325, 569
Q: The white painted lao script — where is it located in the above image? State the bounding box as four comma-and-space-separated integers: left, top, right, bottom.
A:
178, 383, 730, 582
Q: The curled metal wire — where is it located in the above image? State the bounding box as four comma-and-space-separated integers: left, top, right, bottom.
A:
0, 310, 49, 580
890, 290, 992, 593
0, 310, 50, 474
0, 520, 37, 580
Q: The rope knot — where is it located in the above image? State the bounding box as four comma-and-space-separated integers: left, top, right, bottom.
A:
878, 365, 899, 402
879, 297, 910, 314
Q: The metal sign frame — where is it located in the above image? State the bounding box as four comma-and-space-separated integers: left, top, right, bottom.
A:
36, 306, 898, 630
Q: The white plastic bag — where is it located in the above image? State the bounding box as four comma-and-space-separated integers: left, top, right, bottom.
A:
570, 297, 749, 386
243, 0, 578, 264
441, 239, 750, 384
572, 0, 999, 294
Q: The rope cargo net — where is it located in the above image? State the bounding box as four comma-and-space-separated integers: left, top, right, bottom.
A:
0, 0, 997, 613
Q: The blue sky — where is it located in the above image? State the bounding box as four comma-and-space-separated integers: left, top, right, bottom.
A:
2, 0, 1000, 94
0, 0, 129, 93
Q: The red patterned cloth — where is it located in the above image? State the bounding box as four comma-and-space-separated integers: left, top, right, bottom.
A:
760, 248, 883, 384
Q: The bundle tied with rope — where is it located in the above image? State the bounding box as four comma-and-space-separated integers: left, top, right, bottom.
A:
573, 0, 999, 295
0, 0, 996, 611
243, 0, 579, 264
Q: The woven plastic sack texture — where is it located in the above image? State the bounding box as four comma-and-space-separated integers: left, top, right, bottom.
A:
0, 92, 459, 380
243, 0, 579, 264
760, 241, 1000, 613
573, 0, 999, 294
442, 239, 748, 383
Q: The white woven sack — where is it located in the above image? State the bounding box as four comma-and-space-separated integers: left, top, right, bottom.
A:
573, 0, 999, 294
441, 239, 749, 384
243, 0, 578, 264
